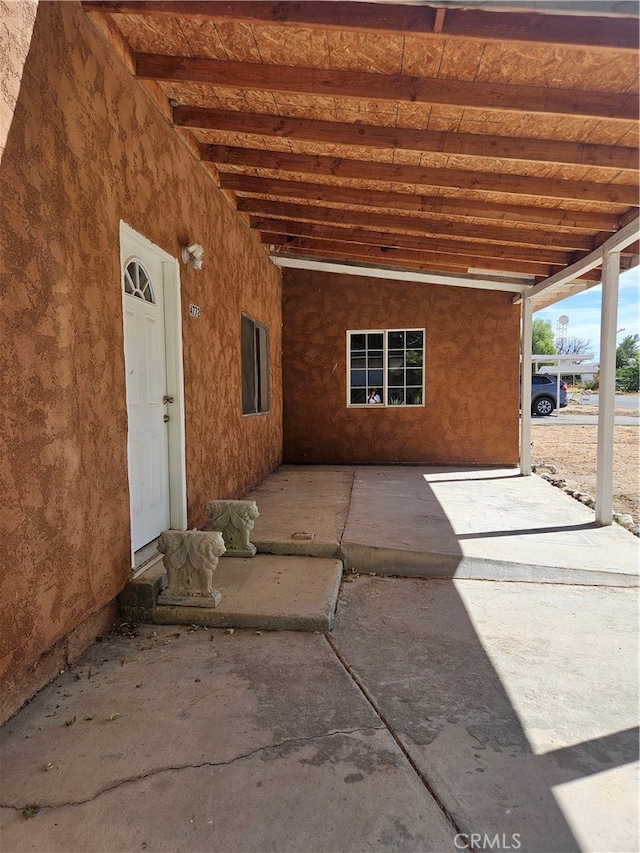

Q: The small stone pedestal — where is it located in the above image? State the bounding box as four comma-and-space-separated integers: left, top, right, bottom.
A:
157, 530, 226, 608
205, 500, 259, 557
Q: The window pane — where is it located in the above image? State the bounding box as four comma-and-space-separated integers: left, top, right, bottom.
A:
367, 369, 383, 387
388, 389, 405, 405
241, 315, 256, 415
257, 325, 270, 413
348, 327, 424, 408
351, 369, 366, 387
388, 369, 404, 387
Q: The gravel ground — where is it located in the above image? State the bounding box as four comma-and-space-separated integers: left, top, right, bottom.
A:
531, 401, 639, 521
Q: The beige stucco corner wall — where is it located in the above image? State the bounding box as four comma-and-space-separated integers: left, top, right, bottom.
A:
282, 269, 520, 466
0, 2, 282, 722
0, 0, 39, 159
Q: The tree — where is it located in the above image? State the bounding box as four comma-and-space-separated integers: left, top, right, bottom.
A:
616, 333, 640, 369
556, 336, 591, 355
532, 319, 556, 355
616, 335, 640, 392
617, 351, 639, 392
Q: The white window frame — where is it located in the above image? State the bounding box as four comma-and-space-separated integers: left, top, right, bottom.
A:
346, 328, 425, 408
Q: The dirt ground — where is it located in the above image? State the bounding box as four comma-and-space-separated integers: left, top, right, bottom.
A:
531, 401, 640, 521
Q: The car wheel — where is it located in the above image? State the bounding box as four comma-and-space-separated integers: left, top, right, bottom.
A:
533, 396, 554, 416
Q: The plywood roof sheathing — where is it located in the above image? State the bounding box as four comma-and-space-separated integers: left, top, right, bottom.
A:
82, 0, 639, 293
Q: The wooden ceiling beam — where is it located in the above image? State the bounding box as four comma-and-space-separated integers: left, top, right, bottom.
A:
136, 54, 638, 122
174, 106, 639, 173
264, 233, 553, 276
220, 173, 620, 232
272, 246, 545, 280
84, 2, 639, 51
570, 239, 640, 266
203, 144, 638, 206
235, 197, 595, 250
518, 214, 639, 303
250, 216, 573, 264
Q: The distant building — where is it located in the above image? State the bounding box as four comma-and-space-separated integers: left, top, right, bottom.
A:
538, 362, 599, 384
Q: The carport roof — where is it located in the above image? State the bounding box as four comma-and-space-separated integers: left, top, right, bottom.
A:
84, 0, 639, 300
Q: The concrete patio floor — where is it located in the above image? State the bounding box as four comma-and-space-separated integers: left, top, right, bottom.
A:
1, 466, 638, 852
1, 577, 637, 852
120, 465, 638, 635
247, 466, 638, 586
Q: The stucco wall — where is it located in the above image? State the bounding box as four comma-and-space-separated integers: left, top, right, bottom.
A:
282, 269, 520, 465
0, 2, 282, 718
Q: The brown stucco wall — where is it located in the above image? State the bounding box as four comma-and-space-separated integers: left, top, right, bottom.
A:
282, 269, 520, 465
0, 2, 282, 719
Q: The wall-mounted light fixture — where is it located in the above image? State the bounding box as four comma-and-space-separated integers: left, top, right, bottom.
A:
181, 243, 205, 270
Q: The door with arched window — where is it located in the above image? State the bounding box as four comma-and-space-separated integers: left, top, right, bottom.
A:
121, 235, 171, 553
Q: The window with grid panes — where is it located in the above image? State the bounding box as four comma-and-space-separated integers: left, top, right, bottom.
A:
347, 329, 424, 406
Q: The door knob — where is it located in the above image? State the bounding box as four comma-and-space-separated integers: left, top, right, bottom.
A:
163, 414, 170, 423
163, 395, 174, 404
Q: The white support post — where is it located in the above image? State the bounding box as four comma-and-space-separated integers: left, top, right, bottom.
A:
595, 250, 620, 526
520, 298, 533, 476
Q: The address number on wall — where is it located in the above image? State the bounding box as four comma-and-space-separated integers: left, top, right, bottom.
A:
189, 304, 201, 318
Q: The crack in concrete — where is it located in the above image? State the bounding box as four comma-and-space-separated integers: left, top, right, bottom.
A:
0, 725, 385, 814
337, 468, 357, 558
325, 633, 476, 853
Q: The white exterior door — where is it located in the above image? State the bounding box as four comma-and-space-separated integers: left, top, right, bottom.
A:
121, 234, 171, 552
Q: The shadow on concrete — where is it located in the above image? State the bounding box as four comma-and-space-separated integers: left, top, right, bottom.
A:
332, 575, 638, 853
456, 521, 598, 540
419, 473, 522, 484
3, 464, 636, 851
332, 466, 637, 850
339, 465, 638, 585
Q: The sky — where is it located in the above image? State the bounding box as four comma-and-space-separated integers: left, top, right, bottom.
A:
535, 267, 640, 363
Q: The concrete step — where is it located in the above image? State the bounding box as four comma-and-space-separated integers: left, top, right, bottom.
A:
119, 554, 343, 632
340, 540, 639, 586
246, 465, 354, 558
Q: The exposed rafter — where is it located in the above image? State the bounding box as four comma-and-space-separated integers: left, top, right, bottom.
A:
84, 1, 640, 51
203, 145, 637, 206
235, 198, 595, 251
137, 55, 637, 121
220, 174, 621, 232
82, 0, 639, 294
515, 216, 640, 306
174, 106, 639, 172
249, 216, 573, 265
266, 233, 554, 276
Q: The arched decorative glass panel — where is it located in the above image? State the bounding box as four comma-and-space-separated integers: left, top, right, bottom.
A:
123, 259, 155, 303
